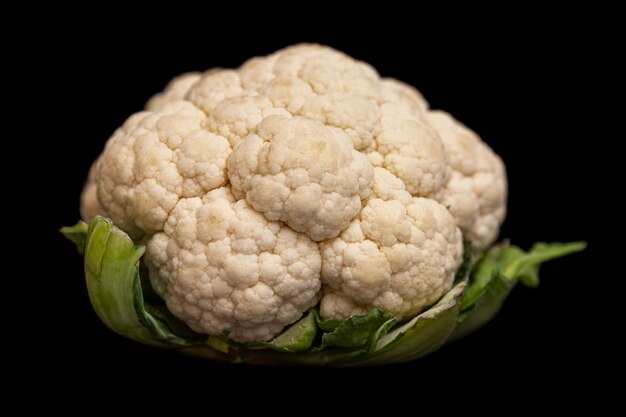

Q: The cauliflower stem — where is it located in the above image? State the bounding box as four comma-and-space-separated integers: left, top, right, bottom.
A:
61, 217, 584, 366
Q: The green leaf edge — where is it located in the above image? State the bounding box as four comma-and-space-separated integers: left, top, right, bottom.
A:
60, 220, 88, 255
452, 241, 586, 339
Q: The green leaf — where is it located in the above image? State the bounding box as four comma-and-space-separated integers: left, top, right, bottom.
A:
452, 241, 586, 339
318, 320, 342, 332
369, 317, 399, 352
504, 241, 587, 287
64, 215, 585, 366
207, 335, 230, 354
80, 216, 198, 347
345, 280, 467, 366
60, 221, 88, 255
453, 272, 514, 340
270, 312, 318, 352
310, 308, 342, 332
459, 246, 516, 312
320, 309, 396, 350
251, 312, 318, 353
82, 216, 153, 345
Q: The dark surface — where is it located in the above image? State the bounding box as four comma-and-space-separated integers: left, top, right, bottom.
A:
33, 18, 604, 397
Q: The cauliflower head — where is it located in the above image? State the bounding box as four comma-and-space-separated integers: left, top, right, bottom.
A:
81, 44, 507, 341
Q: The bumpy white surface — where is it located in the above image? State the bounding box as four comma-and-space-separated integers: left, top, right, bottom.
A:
228, 116, 373, 241
424, 111, 507, 247
146, 188, 321, 342
82, 44, 507, 340
319, 168, 463, 320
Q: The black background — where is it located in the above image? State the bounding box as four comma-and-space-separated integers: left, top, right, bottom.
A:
30, 12, 608, 400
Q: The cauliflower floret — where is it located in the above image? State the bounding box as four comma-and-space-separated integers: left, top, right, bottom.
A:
206, 95, 290, 147
302, 92, 381, 151
82, 43, 507, 339
261, 76, 315, 114
145, 72, 202, 112
270, 44, 379, 98
186, 70, 249, 115
425, 111, 507, 248
228, 116, 374, 241
378, 78, 429, 116
146, 187, 321, 342
369, 104, 449, 197
319, 168, 463, 320
95, 101, 231, 238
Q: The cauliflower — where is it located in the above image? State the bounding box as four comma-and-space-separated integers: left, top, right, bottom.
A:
79, 44, 508, 342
